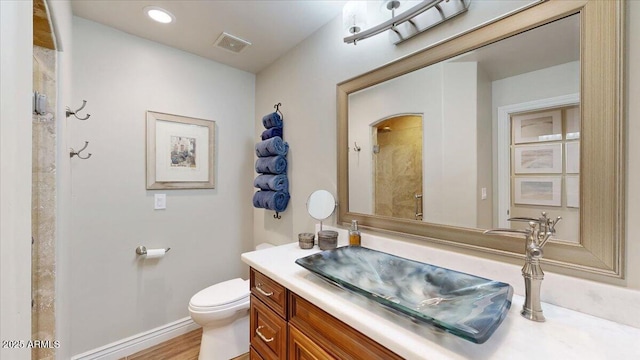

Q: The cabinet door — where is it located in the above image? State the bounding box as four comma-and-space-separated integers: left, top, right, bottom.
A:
289, 293, 403, 360
289, 324, 336, 360
250, 346, 265, 360
250, 295, 287, 360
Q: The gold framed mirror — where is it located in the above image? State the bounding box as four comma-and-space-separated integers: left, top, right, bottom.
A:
337, 0, 624, 280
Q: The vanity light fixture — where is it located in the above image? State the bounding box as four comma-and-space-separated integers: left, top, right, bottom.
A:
343, 0, 471, 45
144, 6, 175, 24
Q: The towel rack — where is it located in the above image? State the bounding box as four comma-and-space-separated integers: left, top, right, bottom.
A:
254, 103, 289, 220
274, 102, 284, 121
273, 103, 285, 219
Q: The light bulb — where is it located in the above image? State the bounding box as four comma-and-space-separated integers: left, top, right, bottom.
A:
144, 6, 175, 24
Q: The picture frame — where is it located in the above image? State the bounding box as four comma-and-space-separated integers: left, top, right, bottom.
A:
514, 143, 562, 174
565, 106, 580, 140
566, 175, 580, 208
514, 176, 561, 207
565, 141, 580, 174
146, 111, 215, 190
512, 109, 562, 144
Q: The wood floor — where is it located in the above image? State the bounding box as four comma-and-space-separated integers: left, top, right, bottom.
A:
121, 328, 249, 360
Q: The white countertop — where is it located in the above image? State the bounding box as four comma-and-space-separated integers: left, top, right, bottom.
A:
242, 241, 640, 360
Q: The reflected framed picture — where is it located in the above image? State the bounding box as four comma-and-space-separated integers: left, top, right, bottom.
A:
146, 111, 215, 190
514, 143, 562, 174
514, 176, 561, 207
565, 107, 580, 140
565, 141, 580, 174
512, 110, 562, 144
566, 175, 579, 208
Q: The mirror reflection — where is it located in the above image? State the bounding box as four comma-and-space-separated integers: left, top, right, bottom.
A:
307, 190, 336, 221
347, 14, 579, 242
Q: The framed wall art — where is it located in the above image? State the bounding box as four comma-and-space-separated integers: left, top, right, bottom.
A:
566, 175, 580, 208
514, 143, 562, 174
565, 141, 580, 174
514, 176, 561, 207
512, 110, 562, 144
146, 111, 215, 190
565, 107, 580, 140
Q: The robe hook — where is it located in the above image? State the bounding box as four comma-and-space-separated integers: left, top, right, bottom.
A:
70, 141, 92, 160
66, 100, 91, 121
274, 211, 281, 219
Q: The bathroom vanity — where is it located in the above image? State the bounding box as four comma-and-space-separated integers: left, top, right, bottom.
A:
249, 268, 402, 359
242, 239, 640, 360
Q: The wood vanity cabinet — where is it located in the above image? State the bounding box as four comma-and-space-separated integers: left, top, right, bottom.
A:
250, 269, 288, 360
249, 268, 402, 360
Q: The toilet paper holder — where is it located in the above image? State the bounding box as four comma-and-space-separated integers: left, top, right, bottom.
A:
135, 246, 171, 256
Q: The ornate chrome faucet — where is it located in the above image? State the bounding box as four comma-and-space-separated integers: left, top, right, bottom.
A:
484, 212, 561, 322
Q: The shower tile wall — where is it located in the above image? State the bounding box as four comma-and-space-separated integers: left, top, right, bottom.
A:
374, 116, 423, 220
32, 45, 56, 360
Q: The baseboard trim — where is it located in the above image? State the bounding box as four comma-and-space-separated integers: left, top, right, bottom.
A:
71, 317, 200, 360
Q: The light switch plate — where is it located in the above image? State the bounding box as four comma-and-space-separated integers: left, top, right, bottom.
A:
154, 194, 166, 210
481, 187, 487, 200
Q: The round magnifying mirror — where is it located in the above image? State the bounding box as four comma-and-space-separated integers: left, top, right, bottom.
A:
306, 190, 336, 221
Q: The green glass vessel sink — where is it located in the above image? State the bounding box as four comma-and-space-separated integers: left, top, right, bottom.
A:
295, 246, 513, 344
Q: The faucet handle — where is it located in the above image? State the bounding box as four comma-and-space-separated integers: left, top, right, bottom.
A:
538, 216, 562, 248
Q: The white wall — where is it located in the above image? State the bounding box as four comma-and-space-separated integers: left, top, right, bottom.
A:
477, 65, 493, 228
0, 1, 33, 359
69, 17, 255, 355
255, 0, 640, 292
441, 62, 478, 228
492, 61, 579, 109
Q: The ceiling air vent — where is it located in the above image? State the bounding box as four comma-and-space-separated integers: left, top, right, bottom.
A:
214, 32, 251, 54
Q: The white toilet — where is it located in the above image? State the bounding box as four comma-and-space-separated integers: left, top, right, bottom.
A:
188, 243, 273, 360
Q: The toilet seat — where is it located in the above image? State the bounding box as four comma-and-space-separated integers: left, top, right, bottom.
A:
188, 278, 249, 312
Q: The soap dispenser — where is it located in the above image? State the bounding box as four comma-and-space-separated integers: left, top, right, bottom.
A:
349, 220, 361, 246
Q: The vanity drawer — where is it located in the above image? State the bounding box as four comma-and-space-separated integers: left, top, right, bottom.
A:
251, 295, 287, 360
288, 292, 402, 360
251, 268, 287, 318
289, 323, 336, 360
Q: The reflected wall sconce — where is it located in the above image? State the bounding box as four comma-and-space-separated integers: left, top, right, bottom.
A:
343, 1, 368, 35
343, 0, 471, 45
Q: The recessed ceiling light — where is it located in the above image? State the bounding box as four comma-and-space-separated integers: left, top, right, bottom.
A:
144, 6, 175, 24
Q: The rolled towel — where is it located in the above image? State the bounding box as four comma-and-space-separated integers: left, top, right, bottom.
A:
255, 155, 287, 174
252, 190, 290, 212
255, 136, 288, 157
254, 174, 289, 192
262, 112, 283, 129
261, 127, 283, 140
